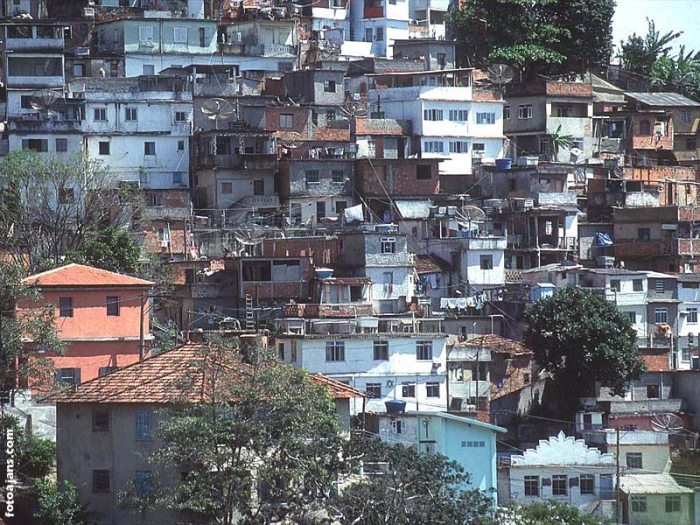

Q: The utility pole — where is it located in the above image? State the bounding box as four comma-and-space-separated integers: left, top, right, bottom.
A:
615, 426, 621, 523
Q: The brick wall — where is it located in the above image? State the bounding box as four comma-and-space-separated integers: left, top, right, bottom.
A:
259, 237, 338, 266
356, 158, 439, 196
639, 352, 670, 371
143, 219, 188, 256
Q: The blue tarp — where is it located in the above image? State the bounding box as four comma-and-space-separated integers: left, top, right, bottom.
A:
595, 232, 614, 246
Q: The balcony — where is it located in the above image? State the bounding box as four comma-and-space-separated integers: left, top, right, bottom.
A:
599, 137, 624, 153
244, 43, 295, 57
631, 134, 673, 151
465, 236, 507, 251
6, 26, 64, 52
238, 195, 279, 208
242, 153, 277, 170
8, 116, 82, 133
509, 235, 577, 250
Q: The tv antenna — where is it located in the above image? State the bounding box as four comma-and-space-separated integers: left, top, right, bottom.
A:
200, 98, 235, 129
650, 413, 684, 434
487, 63, 515, 90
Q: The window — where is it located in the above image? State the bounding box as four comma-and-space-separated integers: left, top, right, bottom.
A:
199, 27, 210, 47
175, 111, 187, 122
417, 164, 432, 179
135, 410, 153, 441
626, 452, 643, 469
655, 279, 666, 293
639, 119, 651, 135
681, 110, 691, 124
366, 383, 382, 398
449, 141, 469, 153
424, 141, 444, 153
666, 495, 681, 513
325, 110, 336, 122
106, 296, 120, 316
303, 170, 320, 185
178, 140, 185, 151
323, 80, 336, 92
144, 142, 156, 156
503, 106, 511, 120
59, 297, 73, 317
99, 141, 110, 155
625, 312, 636, 324
138, 26, 153, 43
416, 341, 433, 361
279, 113, 294, 128
325, 341, 345, 362
375, 27, 383, 41
316, 201, 326, 219
647, 384, 660, 399
98, 367, 118, 377
448, 109, 468, 121
73, 63, 85, 77
277, 343, 285, 360
56, 368, 80, 387
402, 382, 416, 397
335, 201, 347, 214
631, 496, 647, 512
437, 52, 446, 67
687, 138, 697, 150
610, 279, 621, 292
552, 474, 568, 496
93, 410, 110, 432
580, 474, 595, 495
476, 112, 495, 125
365, 28, 373, 42
55, 138, 67, 153
143, 64, 155, 75
373, 340, 389, 360
173, 172, 184, 185
688, 308, 699, 323
221, 182, 233, 194
524, 475, 539, 496
480, 255, 493, 270
94, 108, 107, 121
173, 27, 187, 43
633, 279, 643, 291
518, 104, 532, 119
423, 109, 444, 121
125, 107, 137, 121
655, 308, 668, 324
135, 471, 154, 497
380, 238, 396, 254
426, 382, 440, 398
327, 170, 344, 184
92, 470, 110, 493
290, 341, 297, 362
253, 179, 264, 195
392, 420, 402, 434
473, 143, 485, 154
638, 227, 651, 240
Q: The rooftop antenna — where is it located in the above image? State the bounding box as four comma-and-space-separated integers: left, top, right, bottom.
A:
200, 98, 235, 130
487, 63, 515, 91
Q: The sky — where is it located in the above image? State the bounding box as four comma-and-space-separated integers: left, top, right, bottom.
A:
612, 0, 700, 57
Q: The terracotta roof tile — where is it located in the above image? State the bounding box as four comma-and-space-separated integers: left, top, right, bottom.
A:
23, 263, 154, 288
47, 343, 364, 404
311, 126, 350, 142
458, 335, 532, 355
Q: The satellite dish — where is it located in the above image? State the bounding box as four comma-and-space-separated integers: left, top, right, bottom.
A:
30, 89, 63, 118
650, 413, 684, 434
200, 98, 235, 129
232, 225, 265, 246
570, 147, 583, 157
339, 100, 367, 119
455, 206, 486, 227
487, 63, 515, 88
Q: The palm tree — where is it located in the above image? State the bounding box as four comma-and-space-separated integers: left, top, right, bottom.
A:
547, 125, 574, 162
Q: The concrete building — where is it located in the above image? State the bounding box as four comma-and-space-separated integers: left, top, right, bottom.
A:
348, 0, 410, 58
620, 473, 695, 525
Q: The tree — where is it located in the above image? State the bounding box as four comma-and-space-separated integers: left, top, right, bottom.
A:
0, 150, 141, 273
34, 480, 88, 525
547, 124, 574, 162
330, 438, 494, 525
448, 0, 615, 79
0, 262, 64, 400
497, 500, 612, 524
619, 19, 683, 78
68, 226, 141, 274
122, 338, 344, 525
524, 286, 645, 413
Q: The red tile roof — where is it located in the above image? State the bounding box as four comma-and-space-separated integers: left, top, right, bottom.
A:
23, 263, 154, 288
47, 343, 364, 404
458, 335, 532, 355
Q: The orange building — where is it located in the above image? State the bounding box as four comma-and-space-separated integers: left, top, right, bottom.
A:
19, 264, 153, 386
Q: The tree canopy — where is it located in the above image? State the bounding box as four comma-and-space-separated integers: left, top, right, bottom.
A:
68, 226, 141, 274
449, 0, 616, 79
524, 286, 645, 411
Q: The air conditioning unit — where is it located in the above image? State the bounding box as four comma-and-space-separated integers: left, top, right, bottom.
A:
74, 47, 90, 56
83, 7, 95, 17
160, 240, 170, 248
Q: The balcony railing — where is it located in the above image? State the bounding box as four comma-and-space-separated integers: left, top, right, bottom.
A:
244, 43, 295, 57
281, 303, 373, 318
242, 153, 277, 170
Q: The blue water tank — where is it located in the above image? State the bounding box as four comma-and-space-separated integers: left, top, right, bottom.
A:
495, 158, 512, 170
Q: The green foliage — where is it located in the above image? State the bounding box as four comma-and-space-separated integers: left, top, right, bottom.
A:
449, 0, 615, 78
122, 338, 343, 525
619, 19, 682, 78
34, 480, 88, 525
19, 436, 56, 480
0, 261, 64, 395
68, 226, 141, 274
330, 438, 494, 525
498, 500, 612, 524
547, 124, 575, 161
524, 286, 645, 412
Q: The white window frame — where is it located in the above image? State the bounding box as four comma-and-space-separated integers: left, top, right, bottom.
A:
518, 104, 532, 119
173, 27, 188, 44
476, 112, 495, 125
139, 26, 154, 43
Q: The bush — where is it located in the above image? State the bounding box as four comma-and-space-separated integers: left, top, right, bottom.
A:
20, 436, 56, 479
34, 480, 87, 525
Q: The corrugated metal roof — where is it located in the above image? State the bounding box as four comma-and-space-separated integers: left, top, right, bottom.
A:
625, 92, 700, 107
395, 200, 432, 219
620, 473, 694, 494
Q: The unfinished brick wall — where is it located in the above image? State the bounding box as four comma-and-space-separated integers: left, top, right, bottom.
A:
356, 159, 440, 196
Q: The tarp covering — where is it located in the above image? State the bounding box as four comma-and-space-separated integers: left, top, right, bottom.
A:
595, 232, 614, 246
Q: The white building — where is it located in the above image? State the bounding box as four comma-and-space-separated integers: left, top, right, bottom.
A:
348, 0, 409, 58
368, 69, 505, 176
275, 316, 448, 414
498, 431, 617, 516
79, 76, 192, 189
677, 274, 700, 369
